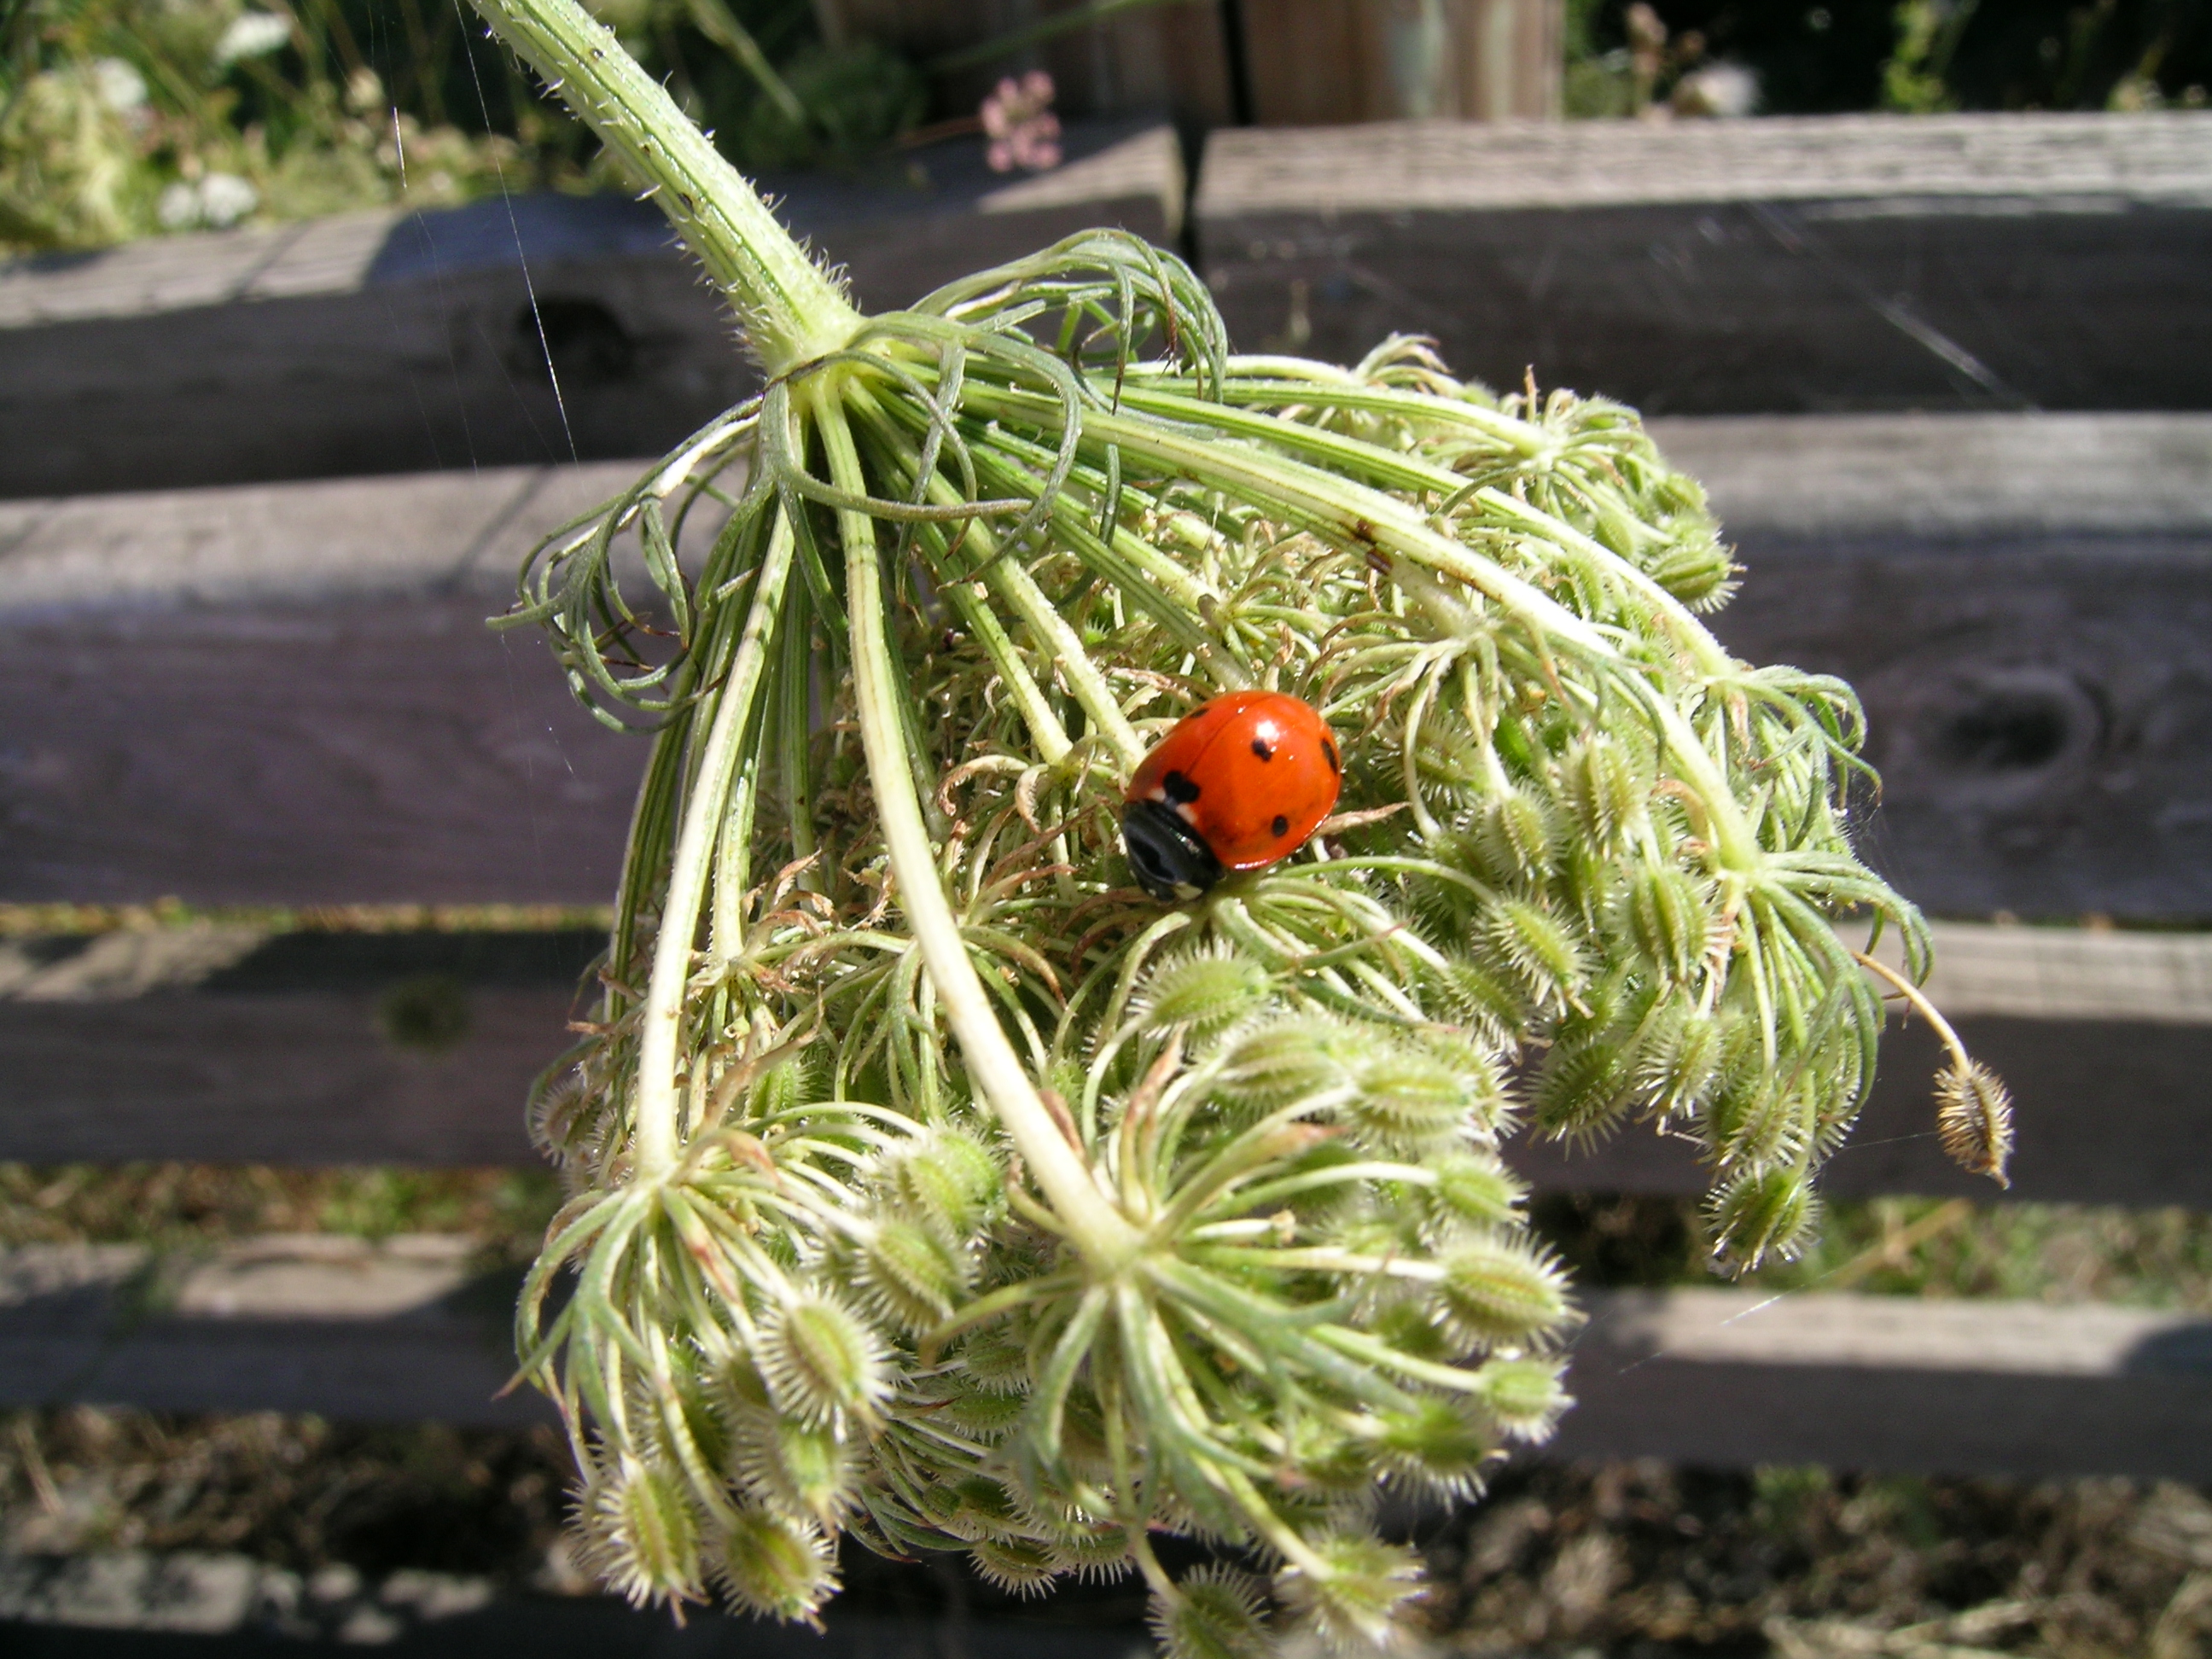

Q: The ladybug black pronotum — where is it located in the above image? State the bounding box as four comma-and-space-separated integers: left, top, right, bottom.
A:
1121, 691, 1342, 902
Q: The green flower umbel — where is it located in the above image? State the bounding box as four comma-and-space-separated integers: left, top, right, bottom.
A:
470, 0, 2011, 1644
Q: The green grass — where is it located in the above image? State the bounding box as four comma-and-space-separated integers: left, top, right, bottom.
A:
0, 1164, 564, 1263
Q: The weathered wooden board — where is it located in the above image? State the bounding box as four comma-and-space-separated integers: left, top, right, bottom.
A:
5, 1236, 2203, 1479
2, 921, 2205, 1215
1555, 1286, 2212, 1482
1196, 114, 2212, 414
0, 928, 595, 1167
0, 463, 644, 906
3, 414, 2205, 916
1232, 0, 1563, 125
0, 123, 1180, 500
0, 1235, 547, 1429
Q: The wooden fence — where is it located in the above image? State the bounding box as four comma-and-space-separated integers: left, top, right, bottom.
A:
1, 113, 2208, 1490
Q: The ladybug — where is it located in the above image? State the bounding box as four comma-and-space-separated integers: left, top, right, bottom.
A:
1122, 691, 1342, 902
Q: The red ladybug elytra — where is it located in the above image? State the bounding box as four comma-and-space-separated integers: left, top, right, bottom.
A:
1122, 691, 1342, 902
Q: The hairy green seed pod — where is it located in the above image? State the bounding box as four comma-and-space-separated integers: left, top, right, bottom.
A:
859, 1213, 971, 1330
527, 1065, 597, 1168
1150, 1565, 1272, 1659
1427, 954, 1522, 1041
731, 1408, 855, 1528
1624, 863, 1713, 987
1471, 1355, 1570, 1441
1429, 1150, 1527, 1229
1532, 1031, 1633, 1147
712, 1507, 839, 1623
1209, 1016, 1352, 1109
940, 1474, 1024, 1542
957, 1320, 1034, 1393
581, 1452, 703, 1610
969, 1534, 1062, 1598
1482, 895, 1587, 1008
1048, 1524, 1133, 1583
1936, 1059, 2016, 1185
885, 1127, 1001, 1239
1705, 1070, 1809, 1174
1464, 784, 1557, 888
758, 1294, 890, 1426
1138, 948, 1275, 1034
1343, 1043, 1472, 1150
1436, 1238, 1572, 1353
1560, 735, 1645, 854
1376, 1396, 1495, 1499
747, 1051, 811, 1123
1635, 998, 1726, 1121
1647, 527, 1740, 610
1276, 1532, 1425, 1652
1281, 1414, 1379, 1493
937, 1377, 1027, 1442
1709, 1165, 1821, 1267
1413, 1027, 1511, 1134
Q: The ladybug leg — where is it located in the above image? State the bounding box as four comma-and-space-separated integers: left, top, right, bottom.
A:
1121, 800, 1224, 904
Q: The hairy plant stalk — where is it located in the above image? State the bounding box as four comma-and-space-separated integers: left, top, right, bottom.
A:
815, 377, 1138, 1262
467, 0, 856, 367
468, 0, 2012, 1645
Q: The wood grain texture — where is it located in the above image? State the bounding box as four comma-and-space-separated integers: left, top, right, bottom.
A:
6, 1237, 2203, 1477
0, 1236, 550, 1427
0, 929, 594, 1167
1196, 115, 2212, 413
1555, 1287, 2212, 1481
1713, 531, 2212, 917
2, 923, 2205, 1214
0, 125, 1180, 500
1236, 0, 1563, 124
0, 463, 649, 906
6, 416, 2208, 914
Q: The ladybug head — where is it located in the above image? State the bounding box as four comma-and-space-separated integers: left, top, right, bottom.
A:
1122, 799, 1224, 904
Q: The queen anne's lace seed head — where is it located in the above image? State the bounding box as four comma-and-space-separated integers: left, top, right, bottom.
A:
463, 9, 2011, 1644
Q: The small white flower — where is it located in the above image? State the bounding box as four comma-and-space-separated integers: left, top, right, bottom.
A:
199, 172, 259, 226
214, 11, 293, 68
91, 57, 148, 114
157, 182, 202, 230
158, 173, 260, 230
1672, 61, 1760, 119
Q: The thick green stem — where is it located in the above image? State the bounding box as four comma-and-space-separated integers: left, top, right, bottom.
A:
464, 0, 859, 372
633, 510, 796, 1174
812, 381, 1140, 1266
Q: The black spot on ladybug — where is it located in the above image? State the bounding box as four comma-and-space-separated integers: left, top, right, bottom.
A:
1250, 738, 1273, 761
1323, 740, 1339, 774
1162, 770, 1202, 806
1272, 814, 1289, 838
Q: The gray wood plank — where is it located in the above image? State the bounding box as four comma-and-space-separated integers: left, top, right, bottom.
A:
0, 124, 1181, 500
0, 464, 647, 907
5, 1237, 2203, 1480
4, 415, 2208, 916
0, 1235, 548, 1428
1555, 1285, 2212, 1481
0, 922, 2205, 1216
0, 928, 589, 1167
1196, 114, 2212, 414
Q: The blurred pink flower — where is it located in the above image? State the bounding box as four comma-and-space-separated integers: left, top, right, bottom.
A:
981, 70, 1061, 173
